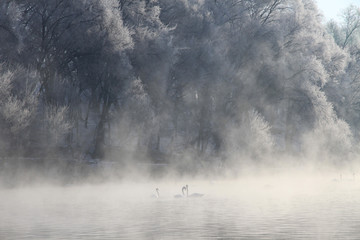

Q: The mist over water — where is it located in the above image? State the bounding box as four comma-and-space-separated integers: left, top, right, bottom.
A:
1, 174, 360, 239
1, 149, 360, 239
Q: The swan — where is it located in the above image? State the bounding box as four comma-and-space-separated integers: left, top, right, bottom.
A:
151, 188, 160, 198
174, 186, 187, 198
184, 185, 204, 198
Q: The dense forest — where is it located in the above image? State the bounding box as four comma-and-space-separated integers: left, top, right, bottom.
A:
0, 0, 360, 177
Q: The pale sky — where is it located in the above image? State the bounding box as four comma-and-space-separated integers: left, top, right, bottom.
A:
315, 0, 360, 22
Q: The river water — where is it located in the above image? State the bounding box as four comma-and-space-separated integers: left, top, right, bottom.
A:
1, 175, 360, 239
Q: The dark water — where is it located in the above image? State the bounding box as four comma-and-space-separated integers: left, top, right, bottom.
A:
1, 177, 360, 239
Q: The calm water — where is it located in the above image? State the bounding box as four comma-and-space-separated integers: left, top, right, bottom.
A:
1, 176, 360, 239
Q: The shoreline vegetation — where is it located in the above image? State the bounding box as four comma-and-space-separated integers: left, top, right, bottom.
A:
1, 0, 360, 183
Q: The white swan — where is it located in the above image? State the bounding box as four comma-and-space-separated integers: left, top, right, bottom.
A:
184, 185, 204, 198
151, 188, 160, 198
174, 186, 186, 198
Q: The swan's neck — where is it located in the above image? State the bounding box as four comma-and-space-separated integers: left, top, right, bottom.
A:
182, 186, 186, 196
156, 189, 159, 198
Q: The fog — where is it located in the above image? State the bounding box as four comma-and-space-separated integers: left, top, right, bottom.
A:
1, 0, 360, 238
2, 172, 360, 239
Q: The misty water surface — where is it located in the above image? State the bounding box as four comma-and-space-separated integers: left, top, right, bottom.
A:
1, 175, 360, 239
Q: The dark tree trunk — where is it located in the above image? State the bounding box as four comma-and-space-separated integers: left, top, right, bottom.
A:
93, 97, 111, 159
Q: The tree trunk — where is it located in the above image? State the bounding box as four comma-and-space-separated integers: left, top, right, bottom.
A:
93, 98, 111, 159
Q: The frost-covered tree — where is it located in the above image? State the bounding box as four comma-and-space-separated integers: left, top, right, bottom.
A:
303, 83, 353, 161
0, 1, 23, 62
0, 0, 358, 170
326, 5, 360, 143
340, 5, 360, 50
0, 65, 38, 154
119, 0, 176, 152
225, 109, 274, 162
44, 105, 72, 146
